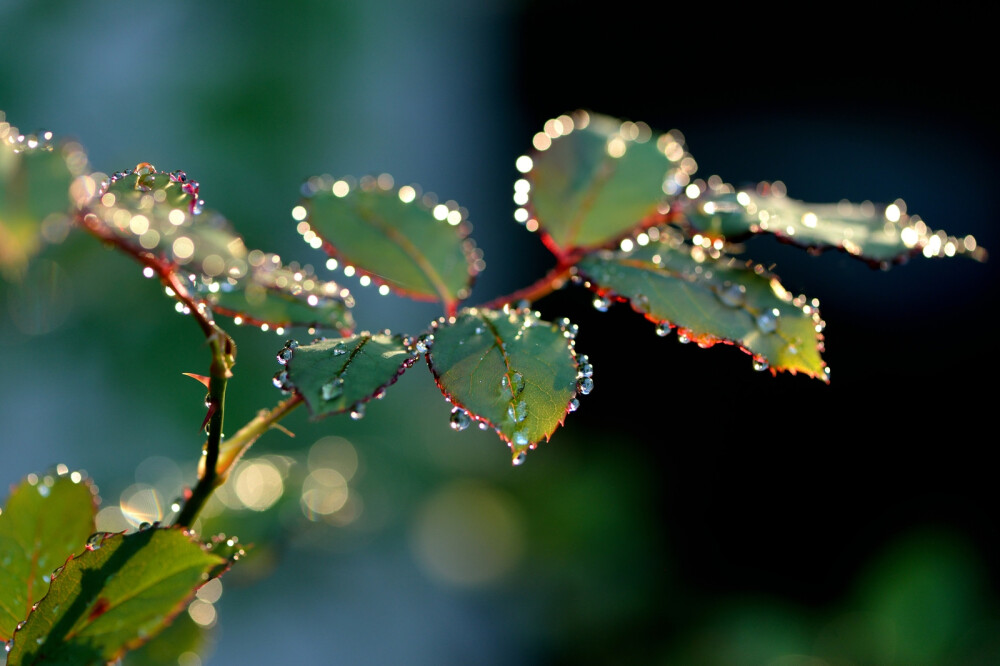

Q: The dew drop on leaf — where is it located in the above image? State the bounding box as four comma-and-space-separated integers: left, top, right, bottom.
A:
655, 323, 672, 337
321, 377, 344, 401
350, 403, 366, 420
332, 342, 348, 356
578, 363, 593, 378
592, 295, 611, 312
718, 282, 747, 307
753, 356, 769, 372
567, 398, 580, 412
511, 372, 525, 394
449, 407, 471, 431
677, 333, 690, 344
577, 377, 594, 395
756, 308, 780, 333
512, 451, 527, 466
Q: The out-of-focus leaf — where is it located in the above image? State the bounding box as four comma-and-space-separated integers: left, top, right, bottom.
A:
0, 471, 97, 642
0, 112, 88, 279
302, 175, 482, 310
84, 166, 354, 332
281, 332, 418, 418
524, 111, 697, 257
681, 179, 986, 265
7, 528, 228, 665
426, 307, 581, 463
576, 232, 828, 381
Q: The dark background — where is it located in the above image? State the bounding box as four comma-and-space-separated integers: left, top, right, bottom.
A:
2, 2, 997, 664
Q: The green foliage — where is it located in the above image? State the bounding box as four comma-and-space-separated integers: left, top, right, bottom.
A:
0, 106, 986, 663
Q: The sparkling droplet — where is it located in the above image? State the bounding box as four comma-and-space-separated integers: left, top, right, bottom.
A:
500, 375, 513, 400
513, 431, 529, 447
655, 323, 672, 337
321, 377, 344, 401
6, 639, 12, 652
86, 532, 105, 550
478, 421, 489, 431
567, 398, 580, 412
507, 400, 527, 423
718, 282, 746, 307
276, 347, 294, 365
752, 356, 769, 372
578, 363, 593, 378
272, 370, 291, 393
511, 372, 525, 394
592, 295, 611, 312
512, 451, 527, 466
677, 333, 690, 344
577, 377, 594, 395
449, 407, 471, 431
756, 308, 780, 334
415, 337, 431, 354
332, 342, 348, 356
350, 403, 366, 420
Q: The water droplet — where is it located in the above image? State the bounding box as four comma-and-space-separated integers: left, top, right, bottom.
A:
138, 522, 152, 530
577, 377, 594, 395
567, 398, 580, 412
756, 308, 780, 334
332, 342, 348, 356
511, 372, 525, 394
350, 403, 366, 420
35, 637, 44, 645
42, 575, 51, 583
272, 370, 292, 393
507, 400, 527, 423
276, 347, 293, 365
321, 377, 344, 401
655, 323, 672, 337
512, 431, 529, 447
752, 356, 769, 372
718, 282, 746, 307
16, 621, 26, 632
415, 336, 431, 354
5, 639, 12, 652
512, 451, 527, 466
500, 375, 513, 400
592, 295, 611, 312
478, 421, 489, 431
578, 363, 593, 378
449, 407, 470, 431
677, 333, 690, 344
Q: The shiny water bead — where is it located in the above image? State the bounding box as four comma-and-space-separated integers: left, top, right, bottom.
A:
512, 451, 527, 466
449, 407, 471, 431
511, 372, 525, 394
655, 323, 672, 337
321, 377, 344, 401
592, 295, 611, 312
718, 282, 746, 307
756, 308, 780, 333
272, 370, 291, 393
332, 342, 348, 356
752, 356, 769, 372
567, 398, 580, 412
350, 403, 366, 420
578, 363, 593, 378
577, 377, 594, 395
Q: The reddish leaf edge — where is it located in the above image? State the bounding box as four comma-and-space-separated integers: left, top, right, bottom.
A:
9, 526, 236, 663
298, 174, 484, 315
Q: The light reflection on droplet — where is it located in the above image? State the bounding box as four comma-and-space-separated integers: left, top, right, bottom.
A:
119, 484, 164, 529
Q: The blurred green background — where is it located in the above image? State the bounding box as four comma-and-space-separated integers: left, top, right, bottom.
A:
2, 1, 998, 664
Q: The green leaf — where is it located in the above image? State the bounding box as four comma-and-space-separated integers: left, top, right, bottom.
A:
7, 528, 228, 665
86, 166, 355, 332
121, 607, 207, 665
208, 257, 355, 334
524, 111, 696, 256
0, 471, 97, 642
576, 232, 828, 381
281, 332, 418, 418
301, 175, 482, 309
425, 307, 582, 463
0, 112, 87, 279
681, 181, 986, 265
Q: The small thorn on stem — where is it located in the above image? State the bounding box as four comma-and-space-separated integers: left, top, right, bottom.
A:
183, 372, 212, 388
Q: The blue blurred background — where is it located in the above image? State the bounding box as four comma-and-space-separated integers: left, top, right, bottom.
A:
2, 1, 998, 664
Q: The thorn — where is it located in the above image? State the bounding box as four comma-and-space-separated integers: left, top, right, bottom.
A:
271, 422, 295, 438
183, 372, 212, 388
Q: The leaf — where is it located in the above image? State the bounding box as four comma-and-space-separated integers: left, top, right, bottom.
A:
281, 332, 418, 418
576, 232, 828, 381
0, 471, 97, 642
121, 611, 207, 666
301, 175, 482, 310
84, 166, 354, 332
680, 180, 986, 266
524, 111, 697, 257
7, 528, 228, 665
425, 307, 582, 463
0, 112, 88, 279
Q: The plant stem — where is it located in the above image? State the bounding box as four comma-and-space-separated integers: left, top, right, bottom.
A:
479, 260, 578, 311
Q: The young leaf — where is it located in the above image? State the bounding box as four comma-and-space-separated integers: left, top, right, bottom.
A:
425, 307, 581, 463
120, 611, 207, 666
576, 233, 828, 381
301, 175, 482, 311
0, 472, 97, 641
7, 528, 228, 665
85, 166, 354, 332
524, 111, 696, 257
680, 180, 986, 266
0, 112, 88, 279
280, 333, 418, 418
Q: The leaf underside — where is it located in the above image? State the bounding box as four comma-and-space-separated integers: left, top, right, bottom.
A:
89, 168, 354, 331
0, 112, 84, 278
681, 183, 986, 265
0, 474, 97, 641
8, 528, 226, 666
577, 236, 828, 381
426, 307, 581, 460
284, 333, 418, 418
526, 111, 696, 255
303, 178, 479, 308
